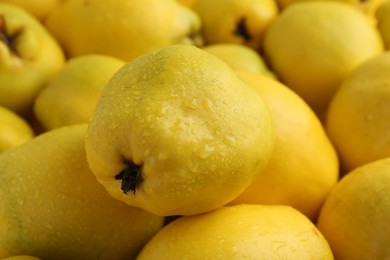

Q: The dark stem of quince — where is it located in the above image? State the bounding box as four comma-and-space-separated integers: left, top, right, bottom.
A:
233, 17, 253, 42
0, 15, 24, 56
114, 160, 143, 195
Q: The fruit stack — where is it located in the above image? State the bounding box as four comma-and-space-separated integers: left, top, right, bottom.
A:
0, 0, 389, 259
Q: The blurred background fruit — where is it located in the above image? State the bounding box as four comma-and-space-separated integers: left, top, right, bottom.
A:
229, 72, 339, 221
276, 0, 386, 20
263, 1, 384, 121
0, 0, 63, 21
0, 3, 65, 116
45, 0, 202, 61
175, 0, 198, 8
0, 105, 34, 154
33, 54, 125, 131
326, 51, 390, 173
317, 157, 390, 259
193, 0, 279, 51
376, 0, 390, 49
0, 124, 164, 259
202, 43, 276, 78
1, 256, 41, 260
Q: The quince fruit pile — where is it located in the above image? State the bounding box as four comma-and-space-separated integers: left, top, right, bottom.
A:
0, 0, 389, 259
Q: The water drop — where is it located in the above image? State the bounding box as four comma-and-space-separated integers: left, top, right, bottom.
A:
199, 145, 214, 159
158, 152, 168, 161
208, 164, 217, 172
224, 135, 237, 146
203, 98, 215, 113
365, 113, 373, 121
144, 148, 151, 157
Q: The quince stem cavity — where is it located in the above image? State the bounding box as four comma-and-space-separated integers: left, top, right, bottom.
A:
233, 17, 252, 42
114, 160, 143, 195
0, 15, 24, 56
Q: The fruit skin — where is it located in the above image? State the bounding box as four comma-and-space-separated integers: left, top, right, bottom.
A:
137, 204, 334, 259
1, 256, 41, 260
326, 52, 390, 173
0, 3, 65, 115
85, 44, 275, 217
175, 0, 198, 8
45, 0, 202, 61
0, 124, 164, 259
316, 157, 390, 259
33, 54, 125, 131
0, 105, 34, 153
193, 0, 278, 50
276, 0, 385, 18
263, 1, 384, 121
202, 43, 276, 78
376, 0, 390, 49
229, 72, 339, 221
0, 0, 63, 21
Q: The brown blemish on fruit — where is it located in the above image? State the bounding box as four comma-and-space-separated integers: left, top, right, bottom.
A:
114, 160, 143, 195
233, 17, 253, 42
0, 15, 24, 56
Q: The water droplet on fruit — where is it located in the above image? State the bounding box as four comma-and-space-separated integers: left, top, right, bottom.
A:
208, 164, 217, 172
133, 90, 142, 100
158, 152, 168, 161
203, 98, 215, 113
365, 113, 373, 121
144, 148, 151, 157
199, 144, 215, 159
224, 135, 237, 146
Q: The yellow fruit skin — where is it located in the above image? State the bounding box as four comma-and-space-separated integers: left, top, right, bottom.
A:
85, 45, 275, 216
276, 0, 385, 19
45, 0, 201, 61
317, 157, 390, 259
0, 106, 34, 153
1, 256, 41, 260
33, 54, 125, 131
0, 124, 164, 259
326, 52, 390, 173
0, 0, 63, 21
0, 3, 65, 115
264, 1, 384, 121
376, 0, 390, 49
230, 72, 339, 221
202, 43, 276, 78
193, 0, 278, 50
137, 204, 334, 259
175, 0, 198, 8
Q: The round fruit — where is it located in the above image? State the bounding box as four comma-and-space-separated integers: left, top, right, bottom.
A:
229, 72, 339, 221
317, 157, 390, 259
0, 105, 34, 153
0, 3, 65, 115
0, 0, 62, 21
45, 0, 202, 61
137, 204, 334, 259
0, 124, 164, 259
84, 44, 275, 216
326, 52, 390, 173
263, 1, 384, 121
376, 0, 390, 49
193, 0, 279, 50
202, 43, 276, 78
33, 54, 125, 130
